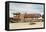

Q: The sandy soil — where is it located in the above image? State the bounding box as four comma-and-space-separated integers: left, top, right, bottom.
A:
9, 22, 44, 29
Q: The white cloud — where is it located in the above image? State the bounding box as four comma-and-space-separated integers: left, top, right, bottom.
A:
9, 3, 44, 17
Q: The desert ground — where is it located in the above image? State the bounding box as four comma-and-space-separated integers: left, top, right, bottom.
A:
9, 21, 44, 29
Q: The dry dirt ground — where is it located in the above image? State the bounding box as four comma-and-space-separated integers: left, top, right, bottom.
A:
9, 22, 44, 29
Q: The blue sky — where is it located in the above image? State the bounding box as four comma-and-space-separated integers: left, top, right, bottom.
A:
9, 3, 44, 17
